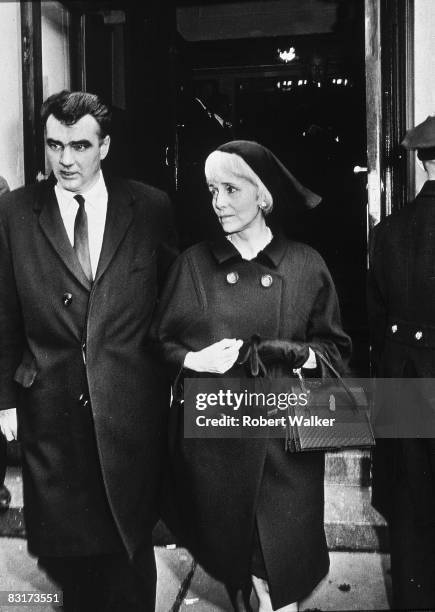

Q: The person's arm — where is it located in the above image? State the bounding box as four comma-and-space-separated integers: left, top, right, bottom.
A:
0, 210, 23, 440
151, 254, 196, 377
305, 256, 352, 374
0, 215, 24, 407
243, 253, 350, 377
151, 251, 242, 377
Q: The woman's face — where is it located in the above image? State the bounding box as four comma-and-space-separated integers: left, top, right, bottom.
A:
207, 167, 262, 234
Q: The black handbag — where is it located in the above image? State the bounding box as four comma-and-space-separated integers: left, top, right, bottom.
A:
284, 350, 375, 452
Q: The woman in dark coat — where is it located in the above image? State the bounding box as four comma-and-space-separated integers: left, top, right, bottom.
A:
152, 141, 351, 611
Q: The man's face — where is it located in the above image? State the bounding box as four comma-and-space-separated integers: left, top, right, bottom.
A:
45, 114, 110, 193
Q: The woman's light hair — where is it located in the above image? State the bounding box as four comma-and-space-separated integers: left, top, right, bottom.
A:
205, 151, 273, 214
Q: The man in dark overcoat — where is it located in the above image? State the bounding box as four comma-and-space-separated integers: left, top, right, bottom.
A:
0, 91, 175, 611
368, 116, 435, 610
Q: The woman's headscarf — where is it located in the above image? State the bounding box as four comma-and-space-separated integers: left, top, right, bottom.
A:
216, 140, 322, 212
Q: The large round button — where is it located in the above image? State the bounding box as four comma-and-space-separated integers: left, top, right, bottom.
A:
226, 271, 239, 285
261, 274, 273, 288
391, 324, 398, 334
62, 292, 73, 307
415, 330, 423, 341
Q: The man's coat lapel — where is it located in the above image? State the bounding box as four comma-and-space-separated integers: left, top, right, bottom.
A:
94, 177, 134, 283
36, 180, 92, 291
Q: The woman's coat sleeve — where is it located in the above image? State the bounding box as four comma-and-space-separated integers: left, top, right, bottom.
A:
151, 252, 203, 378
306, 255, 352, 373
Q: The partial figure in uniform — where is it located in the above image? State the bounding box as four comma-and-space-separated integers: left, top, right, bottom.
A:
0, 91, 176, 611
369, 116, 435, 610
152, 141, 351, 611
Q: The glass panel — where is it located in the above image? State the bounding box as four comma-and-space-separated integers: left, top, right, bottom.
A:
0, 1, 24, 189
41, 1, 71, 98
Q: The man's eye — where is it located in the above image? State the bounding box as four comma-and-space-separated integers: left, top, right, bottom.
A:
48, 143, 61, 151
73, 144, 87, 152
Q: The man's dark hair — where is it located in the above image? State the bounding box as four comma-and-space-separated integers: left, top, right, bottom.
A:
41, 90, 112, 137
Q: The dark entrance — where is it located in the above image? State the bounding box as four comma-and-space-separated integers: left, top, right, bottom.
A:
175, 0, 368, 374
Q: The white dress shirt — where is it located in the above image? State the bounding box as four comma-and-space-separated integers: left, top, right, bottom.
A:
55, 172, 108, 278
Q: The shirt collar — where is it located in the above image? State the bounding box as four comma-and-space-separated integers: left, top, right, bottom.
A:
209, 231, 289, 268
55, 171, 107, 211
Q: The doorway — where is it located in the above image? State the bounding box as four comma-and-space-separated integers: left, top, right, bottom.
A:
175, 0, 368, 373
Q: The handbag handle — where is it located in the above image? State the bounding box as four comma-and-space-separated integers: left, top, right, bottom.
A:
310, 349, 360, 410
242, 340, 360, 409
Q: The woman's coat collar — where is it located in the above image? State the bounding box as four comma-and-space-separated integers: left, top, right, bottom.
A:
208, 232, 288, 268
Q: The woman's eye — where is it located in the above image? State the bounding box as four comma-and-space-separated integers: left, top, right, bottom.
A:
226, 185, 236, 194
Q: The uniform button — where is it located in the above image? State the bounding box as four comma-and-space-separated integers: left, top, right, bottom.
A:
391, 324, 398, 334
226, 271, 239, 285
62, 292, 73, 307
78, 393, 89, 407
415, 331, 423, 340
261, 274, 273, 288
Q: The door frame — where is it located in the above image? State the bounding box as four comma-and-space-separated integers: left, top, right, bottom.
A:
365, 0, 414, 227
21, 1, 44, 184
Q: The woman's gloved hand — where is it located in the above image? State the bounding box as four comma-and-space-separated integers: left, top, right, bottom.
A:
257, 338, 310, 369
239, 335, 310, 376
238, 336, 266, 377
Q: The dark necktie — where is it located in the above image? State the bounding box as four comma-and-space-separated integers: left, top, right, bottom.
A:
73, 194, 93, 282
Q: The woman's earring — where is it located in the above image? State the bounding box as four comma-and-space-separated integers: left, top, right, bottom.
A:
259, 201, 267, 210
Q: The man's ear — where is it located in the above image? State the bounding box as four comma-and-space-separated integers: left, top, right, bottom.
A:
100, 135, 111, 160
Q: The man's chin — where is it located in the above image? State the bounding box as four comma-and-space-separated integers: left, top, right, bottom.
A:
56, 175, 81, 193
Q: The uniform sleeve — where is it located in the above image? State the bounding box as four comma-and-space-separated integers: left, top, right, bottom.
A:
0, 213, 25, 410
306, 255, 352, 374
367, 223, 388, 375
150, 251, 203, 379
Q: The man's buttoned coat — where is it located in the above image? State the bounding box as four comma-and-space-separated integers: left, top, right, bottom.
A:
0, 175, 175, 558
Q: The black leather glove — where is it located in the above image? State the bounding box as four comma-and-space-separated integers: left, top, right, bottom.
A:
238, 336, 266, 377
256, 337, 310, 369
239, 336, 310, 376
